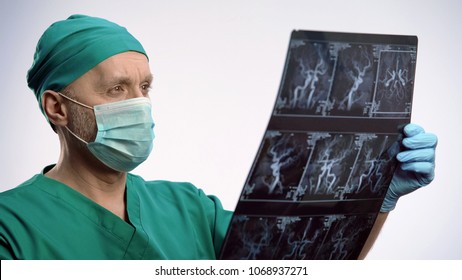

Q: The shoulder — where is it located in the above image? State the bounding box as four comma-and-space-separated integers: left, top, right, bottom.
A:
0, 174, 47, 254
0, 175, 44, 205
127, 173, 205, 199
126, 174, 228, 217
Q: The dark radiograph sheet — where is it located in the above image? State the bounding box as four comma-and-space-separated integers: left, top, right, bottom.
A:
219, 30, 417, 260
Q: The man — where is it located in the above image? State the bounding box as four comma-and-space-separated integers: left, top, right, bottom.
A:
0, 15, 437, 260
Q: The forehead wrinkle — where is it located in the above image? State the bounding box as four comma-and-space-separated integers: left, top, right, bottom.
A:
91, 75, 125, 91
86, 62, 152, 90
106, 73, 153, 85
86, 52, 151, 89
94, 74, 153, 91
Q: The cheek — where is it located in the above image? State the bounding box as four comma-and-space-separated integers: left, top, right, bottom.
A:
85, 113, 98, 142
69, 105, 97, 142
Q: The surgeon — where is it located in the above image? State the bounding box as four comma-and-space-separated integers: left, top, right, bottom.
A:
0, 15, 437, 260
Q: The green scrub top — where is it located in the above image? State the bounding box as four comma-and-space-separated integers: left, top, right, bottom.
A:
0, 167, 233, 260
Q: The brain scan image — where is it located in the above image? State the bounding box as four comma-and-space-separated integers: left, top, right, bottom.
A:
219, 30, 416, 260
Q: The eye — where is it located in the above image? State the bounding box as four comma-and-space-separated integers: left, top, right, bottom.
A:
107, 85, 126, 96
141, 83, 152, 95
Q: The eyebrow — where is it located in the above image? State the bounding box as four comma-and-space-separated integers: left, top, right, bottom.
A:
97, 74, 154, 89
145, 74, 154, 84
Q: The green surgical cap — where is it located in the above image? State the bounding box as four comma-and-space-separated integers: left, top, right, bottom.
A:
27, 14, 148, 117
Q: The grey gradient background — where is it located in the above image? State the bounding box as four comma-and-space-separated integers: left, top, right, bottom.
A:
0, 0, 460, 259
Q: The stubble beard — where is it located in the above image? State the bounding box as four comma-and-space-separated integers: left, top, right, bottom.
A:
67, 99, 97, 147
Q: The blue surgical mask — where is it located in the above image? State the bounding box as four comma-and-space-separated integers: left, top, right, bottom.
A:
58, 92, 155, 172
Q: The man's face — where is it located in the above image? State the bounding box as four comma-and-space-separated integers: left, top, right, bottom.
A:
64, 51, 153, 143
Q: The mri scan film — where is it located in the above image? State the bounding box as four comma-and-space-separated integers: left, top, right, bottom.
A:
220, 30, 417, 259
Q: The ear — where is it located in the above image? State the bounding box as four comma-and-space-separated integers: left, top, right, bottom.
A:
42, 90, 68, 127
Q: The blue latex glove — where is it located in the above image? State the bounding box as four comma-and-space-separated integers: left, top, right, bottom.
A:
380, 123, 438, 212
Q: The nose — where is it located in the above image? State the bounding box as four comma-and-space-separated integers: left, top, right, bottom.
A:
129, 87, 145, 99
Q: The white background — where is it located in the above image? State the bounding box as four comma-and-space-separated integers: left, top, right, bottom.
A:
0, 0, 460, 259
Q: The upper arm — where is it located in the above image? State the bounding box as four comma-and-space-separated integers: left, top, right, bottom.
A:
196, 189, 233, 257
0, 235, 15, 260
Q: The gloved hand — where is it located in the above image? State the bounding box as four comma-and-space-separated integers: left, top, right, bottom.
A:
380, 123, 438, 212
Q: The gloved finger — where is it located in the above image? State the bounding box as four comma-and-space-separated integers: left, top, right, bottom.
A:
402, 132, 438, 149
400, 161, 434, 174
403, 123, 425, 137
397, 148, 435, 163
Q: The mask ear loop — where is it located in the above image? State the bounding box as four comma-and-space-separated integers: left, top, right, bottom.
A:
57, 92, 93, 110
57, 92, 93, 144
64, 126, 89, 144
